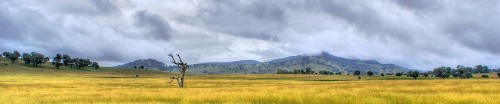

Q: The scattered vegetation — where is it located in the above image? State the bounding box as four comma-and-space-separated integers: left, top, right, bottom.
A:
1, 64, 500, 103
2, 50, 99, 70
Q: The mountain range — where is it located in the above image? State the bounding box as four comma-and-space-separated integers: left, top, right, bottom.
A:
116, 52, 412, 74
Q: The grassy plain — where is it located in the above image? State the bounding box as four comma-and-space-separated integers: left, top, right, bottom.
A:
1, 63, 500, 104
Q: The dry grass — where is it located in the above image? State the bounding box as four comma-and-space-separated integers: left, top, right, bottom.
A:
1, 64, 500, 104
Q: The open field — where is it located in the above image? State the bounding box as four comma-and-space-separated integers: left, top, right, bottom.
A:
1, 64, 500, 104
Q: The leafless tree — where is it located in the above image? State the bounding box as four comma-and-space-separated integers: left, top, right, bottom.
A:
168, 54, 188, 88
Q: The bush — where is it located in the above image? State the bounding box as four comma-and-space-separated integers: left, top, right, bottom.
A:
498, 73, 500, 78
395, 73, 402, 77
481, 75, 489, 78
367, 71, 373, 76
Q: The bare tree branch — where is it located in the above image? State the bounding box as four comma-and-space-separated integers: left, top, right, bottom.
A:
168, 54, 177, 64
176, 54, 183, 63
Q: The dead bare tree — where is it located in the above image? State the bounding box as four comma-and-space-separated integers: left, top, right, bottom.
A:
168, 54, 188, 88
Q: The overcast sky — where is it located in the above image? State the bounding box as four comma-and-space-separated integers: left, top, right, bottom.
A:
1, 0, 500, 70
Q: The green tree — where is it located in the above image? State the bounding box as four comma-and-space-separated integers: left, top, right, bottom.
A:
62, 54, 71, 66
354, 70, 361, 76
14, 51, 20, 59
411, 71, 420, 79
395, 73, 402, 77
22, 53, 31, 64
31, 52, 45, 67
91, 62, 99, 69
3, 51, 20, 64
433, 66, 450, 79
53, 54, 63, 69
305, 67, 313, 74
367, 71, 374, 76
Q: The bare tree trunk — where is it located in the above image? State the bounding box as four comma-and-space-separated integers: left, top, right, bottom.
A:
179, 68, 186, 87
168, 54, 189, 88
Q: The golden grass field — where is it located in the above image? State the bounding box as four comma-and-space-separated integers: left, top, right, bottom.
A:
1, 63, 500, 104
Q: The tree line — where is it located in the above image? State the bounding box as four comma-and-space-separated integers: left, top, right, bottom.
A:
276, 67, 317, 74
1, 51, 99, 70
275, 64, 500, 79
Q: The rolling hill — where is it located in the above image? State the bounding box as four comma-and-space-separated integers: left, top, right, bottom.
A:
185, 52, 412, 74
115, 59, 170, 70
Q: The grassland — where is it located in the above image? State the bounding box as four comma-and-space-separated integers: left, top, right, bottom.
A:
1, 63, 500, 104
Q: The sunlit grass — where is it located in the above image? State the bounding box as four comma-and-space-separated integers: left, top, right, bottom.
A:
1, 64, 500, 103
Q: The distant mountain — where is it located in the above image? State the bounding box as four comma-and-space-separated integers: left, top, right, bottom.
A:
188, 52, 412, 74
117, 52, 412, 74
115, 59, 169, 70
200, 60, 260, 66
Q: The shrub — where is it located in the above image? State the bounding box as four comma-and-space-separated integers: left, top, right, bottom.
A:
367, 71, 374, 76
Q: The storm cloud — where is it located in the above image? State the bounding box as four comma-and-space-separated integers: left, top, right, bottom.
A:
1, 0, 500, 70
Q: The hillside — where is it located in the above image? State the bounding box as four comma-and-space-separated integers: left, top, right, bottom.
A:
0, 61, 173, 77
115, 59, 170, 71
188, 52, 412, 74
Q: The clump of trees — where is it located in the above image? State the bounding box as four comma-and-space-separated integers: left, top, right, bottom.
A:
395, 73, 403, 77
73, 58, 92, 69
133, 66, 146, 69
2, 51, 99, 70
51, 54, 99, 70
433, 65, 495, 79
318, 70, 334, 75
22, 52, 46, 67
3, 51, 21, 64
318, 70, 343, 75
276, 67, 315, 74
410, 71, 419, 79
433, 66, 451, 79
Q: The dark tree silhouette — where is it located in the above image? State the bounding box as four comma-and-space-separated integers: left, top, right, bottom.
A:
411, 71, 420, 79
92, 62, 99, 69
168, 54, 189, 88
367, 71, 374, 76
53, 54, 63, 69
62, 54, 71, 66
354, 70, 361, 76
396, 73, 402, 77
22, 53, 31, 64
31, 52, 45, 67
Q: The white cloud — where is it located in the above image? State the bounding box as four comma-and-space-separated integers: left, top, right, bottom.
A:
1, 0, 500, 70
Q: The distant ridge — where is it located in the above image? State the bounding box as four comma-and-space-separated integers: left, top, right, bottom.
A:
115, 59, 169, 70
188, 52, 412, 74
117, 52, 412, 74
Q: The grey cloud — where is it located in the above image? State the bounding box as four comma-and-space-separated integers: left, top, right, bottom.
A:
90, 0, 122, 15
316, 0, 415, 42
0, 0, 61, 46
393, 0, 443, 11
436, 1, 500, 54
180, 0, 289, 41
134, 10, 173, 41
